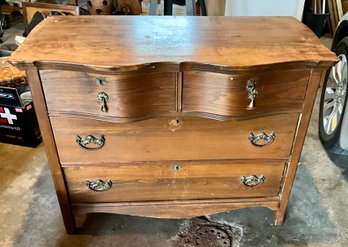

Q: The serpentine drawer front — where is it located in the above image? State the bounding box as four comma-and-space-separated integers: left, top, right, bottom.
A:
183, 69, 310, 116
40, 69, 177, 119
10, 16, 337, 233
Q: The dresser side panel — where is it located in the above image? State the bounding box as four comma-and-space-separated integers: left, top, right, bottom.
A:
275, 69, 325, 224
25, 69, 76, 234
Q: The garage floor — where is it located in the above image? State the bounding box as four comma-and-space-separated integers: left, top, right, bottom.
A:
1, 21, 347, 247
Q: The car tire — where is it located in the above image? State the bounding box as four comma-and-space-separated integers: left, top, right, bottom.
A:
319, 37, 348, 151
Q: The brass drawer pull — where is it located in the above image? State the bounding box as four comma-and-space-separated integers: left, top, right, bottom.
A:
248, 132, 275, 147
76, 135, 105, 150
95, 77, 107, 86
86, 179, 112, 192
241, 175, 265, 187
97, 92, 109, 112
246, 79, 258, 110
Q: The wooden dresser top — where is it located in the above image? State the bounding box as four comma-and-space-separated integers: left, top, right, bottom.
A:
11, 16, 336, 70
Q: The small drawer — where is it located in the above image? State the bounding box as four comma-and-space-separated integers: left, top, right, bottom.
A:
183, 69, 310, 117
39, 69, 177, 119
51, 113, 299, 164
64, 160, 286, 203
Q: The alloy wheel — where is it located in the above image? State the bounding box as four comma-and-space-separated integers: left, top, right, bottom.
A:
322, 54, 348, 135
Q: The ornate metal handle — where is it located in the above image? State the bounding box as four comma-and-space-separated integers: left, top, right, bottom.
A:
95, 77, 107, 86
246, 79, 258, 110
248, 132, 275, 147
86, 179, 112, 192
241, 175, 265, 187
97, 92, 109, 112
76, 135, 105, 150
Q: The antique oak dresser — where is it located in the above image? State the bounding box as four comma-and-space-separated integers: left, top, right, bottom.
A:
10, 16, 337, 233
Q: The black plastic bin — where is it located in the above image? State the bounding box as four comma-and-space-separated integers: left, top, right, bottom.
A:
303, 12, 329, 37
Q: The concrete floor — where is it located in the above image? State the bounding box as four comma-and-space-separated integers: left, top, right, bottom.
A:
1, 19, 348, 247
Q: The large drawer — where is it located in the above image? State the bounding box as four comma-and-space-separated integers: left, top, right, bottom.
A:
39, 69, 177, 119
183, 69, 310, 117
64, 160, 286, 203
51, 114, 299, 164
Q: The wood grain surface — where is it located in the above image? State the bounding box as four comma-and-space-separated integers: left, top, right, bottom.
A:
25, 70, 76, 234
183, 69, 310, 116
64, 161, 285, 202
50, 114, 299, 164
10, 16, 338, 231
40, 69, 177, 118
71, 198, 280, 218
10, 16, 337, 70
40, 68, 309, 121
274, 70, 325, 225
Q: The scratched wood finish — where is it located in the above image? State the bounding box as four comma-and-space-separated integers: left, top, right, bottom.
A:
25, 70, 76, 234
274, 70, 325, 225
64, 161, 285, 202
41, 68, 310, 120
72, 198, 280, 218
9, 16, 337, 233
183, 69, 310, 116
40, 70, 177, 118
50, 114, 299, 164
10, 16, 337, 70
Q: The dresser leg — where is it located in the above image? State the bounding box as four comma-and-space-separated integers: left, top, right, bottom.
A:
60, 209, 76, 234
63, 216, 77, 234
274, 209, 286, 225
